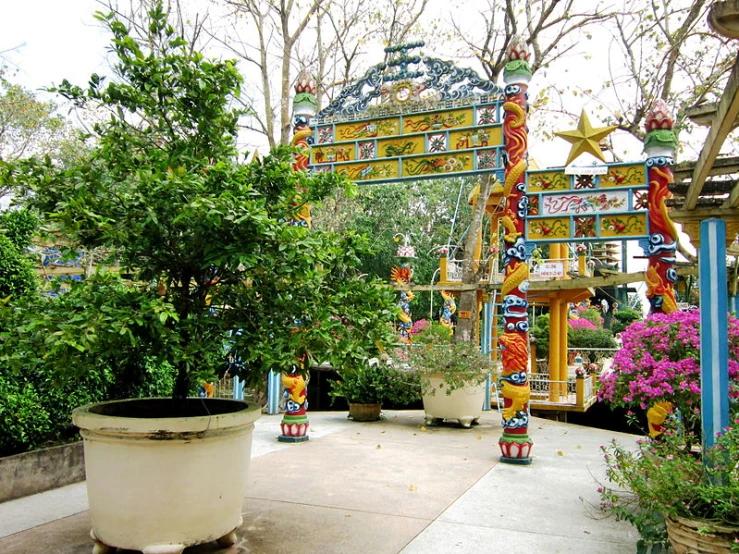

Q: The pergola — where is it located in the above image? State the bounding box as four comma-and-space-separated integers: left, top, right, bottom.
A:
666, 1, 738, 449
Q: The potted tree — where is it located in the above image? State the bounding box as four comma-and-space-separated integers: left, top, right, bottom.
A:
600, 421, 739, 553
405, 322, 494, 428
0, 5, 398, 554
597, 309, 739, 552
328, 360, 421, 421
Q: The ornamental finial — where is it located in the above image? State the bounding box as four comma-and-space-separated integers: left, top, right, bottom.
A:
506, 36, 530, 63
645, 99, 674, 132
295, 71, 317, 95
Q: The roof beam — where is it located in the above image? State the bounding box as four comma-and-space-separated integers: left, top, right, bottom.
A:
684, 57, 739, 210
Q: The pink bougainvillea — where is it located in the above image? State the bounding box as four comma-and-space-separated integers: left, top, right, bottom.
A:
598, 309, 739, 425
568, 317, 598, 331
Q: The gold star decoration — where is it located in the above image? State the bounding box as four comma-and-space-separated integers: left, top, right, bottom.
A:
554, 110, 617, 166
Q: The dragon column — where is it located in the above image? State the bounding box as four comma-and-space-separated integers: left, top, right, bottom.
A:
277, 71, 318, 443
497, 37, 533, 465
642, 99, 679, 314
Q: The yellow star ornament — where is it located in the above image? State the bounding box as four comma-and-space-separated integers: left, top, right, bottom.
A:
554, 110, 617, 166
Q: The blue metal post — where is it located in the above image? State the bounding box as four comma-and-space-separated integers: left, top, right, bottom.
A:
266, 370, 282, 414
699, 218, 730, 450
482, 298, 493, 411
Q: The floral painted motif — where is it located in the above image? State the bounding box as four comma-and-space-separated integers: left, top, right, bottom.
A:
529, 219, 568, 238
543, 193, 625, 215
428, 133, 446, 153
403, 155, 468, 176
342, 163, 393, 181
476, 150, 497, 169
528, 195, 539, 216
528, 172, 568, 191
358, 141, 375, 160
574, 174, 595, 189
634, 190, 648, 210
404, 112, 466, 132
601, 215, 644, 235
317, 126, 333, 144
604, 165, 645, 186
574, 216, 596, 238
477, 106, 497, 125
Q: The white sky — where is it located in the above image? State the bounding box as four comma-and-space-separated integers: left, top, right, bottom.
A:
4, 0, 688, 309
1, 1, 110, 93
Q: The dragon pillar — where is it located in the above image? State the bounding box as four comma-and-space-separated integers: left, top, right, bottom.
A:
278, 71, 318, 443
642, 99, 679, 314
497, 36, 533, 464
392, 234, 416, 343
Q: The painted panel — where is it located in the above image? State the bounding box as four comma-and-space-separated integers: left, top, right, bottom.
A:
600, 213, 648, 237
311, 144, 355, 164
402, 153, 473, 177
449, 126, 502, 150
378, 136, 424, 158
403, 108, 473, 133
528, 171, 569, 192
542, 190, 629, 216
602, 163, 647, 187
335, 118, 400, 140
337, 160, 399, 182
527, 218, 571, 240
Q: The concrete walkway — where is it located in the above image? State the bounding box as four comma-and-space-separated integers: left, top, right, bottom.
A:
0, 410, 639, 553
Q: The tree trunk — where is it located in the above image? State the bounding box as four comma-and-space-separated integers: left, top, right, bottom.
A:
454, 174, 494, 344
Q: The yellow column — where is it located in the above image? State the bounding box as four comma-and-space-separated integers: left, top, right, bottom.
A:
559, 302, 569, 398
440, 255, 448, 282
578, 253, 587, 276
530, 341, 537, 374
548, 296, 560, 402
575, 376, 585, 407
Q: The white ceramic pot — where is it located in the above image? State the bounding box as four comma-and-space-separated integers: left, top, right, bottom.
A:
72, 398, 261, 554
421, 374, 486, 428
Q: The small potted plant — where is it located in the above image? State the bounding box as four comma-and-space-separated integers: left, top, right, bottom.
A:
404, 322, 494, 428
329, 360, 421, 421
596, 308, 739, 552
599, 419, 739, 553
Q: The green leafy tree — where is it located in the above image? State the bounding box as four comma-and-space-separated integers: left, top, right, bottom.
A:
611, 306, 642, 335
1, 4, 398, 401
314, 177, 474, 320
0, 209, 39, 298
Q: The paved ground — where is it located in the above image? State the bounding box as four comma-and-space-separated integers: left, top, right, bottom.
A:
0, 410, 639, 553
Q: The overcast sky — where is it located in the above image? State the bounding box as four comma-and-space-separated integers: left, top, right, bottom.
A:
1, 1, 110, 91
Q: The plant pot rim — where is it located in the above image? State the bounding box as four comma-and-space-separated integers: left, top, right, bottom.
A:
668, 514, 739, 534
72, 397, 261, 437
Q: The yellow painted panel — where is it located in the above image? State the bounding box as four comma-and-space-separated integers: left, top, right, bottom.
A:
377, 136, 424, 158
402, 153, 473, 178
527, 218, 571, 240
528, 171, 569, 192
448, 126, 502, 150
602, 164, 646, 187
335, 118, 400, 141
338, 160, 399, 182
403, 108, 473, 133
600, 214, 648, 237
311, 144, 355, 164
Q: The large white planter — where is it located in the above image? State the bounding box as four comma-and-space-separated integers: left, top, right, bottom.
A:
421, 374, 486, 428
72, 397, 261, 554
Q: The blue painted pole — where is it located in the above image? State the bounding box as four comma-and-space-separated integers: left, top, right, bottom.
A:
483, 298, 493, 411
266, 370, 282, 414
699, 218, 730, 450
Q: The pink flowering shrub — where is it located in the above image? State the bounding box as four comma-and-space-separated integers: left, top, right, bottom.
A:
598, 309, 739, 428
410, 319, 430, 335
568, 317, 597, 331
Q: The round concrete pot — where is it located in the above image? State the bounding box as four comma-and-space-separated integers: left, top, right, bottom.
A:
72, 397, 261, 554
421, 374, 486, 428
